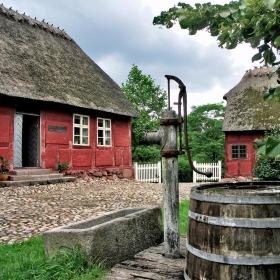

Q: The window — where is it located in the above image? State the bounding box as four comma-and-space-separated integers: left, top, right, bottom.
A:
97, 118, 111, 146
73, 114, 90, 145
231, 145, 247, 159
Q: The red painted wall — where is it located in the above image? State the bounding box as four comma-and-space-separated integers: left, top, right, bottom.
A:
225, 131, 264, 178
0, 107, 132, 173
41, 110, 132, 171
0, 105, 14, 167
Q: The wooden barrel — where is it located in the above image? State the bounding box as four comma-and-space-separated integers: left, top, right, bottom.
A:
185, 181, 280, 280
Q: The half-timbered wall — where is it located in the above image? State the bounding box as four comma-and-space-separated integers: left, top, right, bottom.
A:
41, 110, 132, 171
0, 106, 132, 174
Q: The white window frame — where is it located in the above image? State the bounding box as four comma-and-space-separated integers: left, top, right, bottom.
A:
73, 114, 90, 146
97, 118, 112, 147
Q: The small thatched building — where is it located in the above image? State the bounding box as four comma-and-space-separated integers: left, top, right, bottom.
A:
223, 67, 280, 178
0, 5, 137, 177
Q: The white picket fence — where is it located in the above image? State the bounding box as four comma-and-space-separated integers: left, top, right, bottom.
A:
193, 161, 222, 183
134, 162, 161, 183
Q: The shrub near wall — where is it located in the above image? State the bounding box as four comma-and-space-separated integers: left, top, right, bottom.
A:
178, 156, 192, 182
133, 145, 161, 163
254, 158, 280, 181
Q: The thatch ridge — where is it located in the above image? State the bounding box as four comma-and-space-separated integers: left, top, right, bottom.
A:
0, 5, 137, 117
223, 67, 280, 131
0, 4, 71, 40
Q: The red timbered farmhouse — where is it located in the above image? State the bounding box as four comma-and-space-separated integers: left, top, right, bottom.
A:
0, 6, 137, 179
223, 67, 280, 178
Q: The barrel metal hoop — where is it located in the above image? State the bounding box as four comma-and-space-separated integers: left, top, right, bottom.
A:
187, 243, 280, 265
190, 192, 280, 205
189, 210, 280, 228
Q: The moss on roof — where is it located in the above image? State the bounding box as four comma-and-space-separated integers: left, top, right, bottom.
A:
0, 5, 137, 117
223, 67, 280, 132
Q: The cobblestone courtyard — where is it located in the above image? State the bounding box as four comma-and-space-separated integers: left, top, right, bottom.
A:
0, 179, 194, 244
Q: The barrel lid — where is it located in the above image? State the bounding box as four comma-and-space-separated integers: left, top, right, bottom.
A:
190, 181, 280, 204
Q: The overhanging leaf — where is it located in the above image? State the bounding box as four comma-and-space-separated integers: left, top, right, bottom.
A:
252, 52, 262, 62
265, 137, 280, 158
263, 49, 277, 64
274, 35, 280, 48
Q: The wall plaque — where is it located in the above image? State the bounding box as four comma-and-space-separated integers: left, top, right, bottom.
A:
48, 125, 67, 133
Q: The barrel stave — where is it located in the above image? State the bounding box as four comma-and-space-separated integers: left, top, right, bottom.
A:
185, 182, 280, 280
186, 252, 280, 280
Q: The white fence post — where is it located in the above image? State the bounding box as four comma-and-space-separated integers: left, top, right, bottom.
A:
193, 161, 197, 183
218, 160, 222, 181
133, 162, 162, 183
158, 161, 161, 183
134, 162, 138, 181
192, 161, 222, 183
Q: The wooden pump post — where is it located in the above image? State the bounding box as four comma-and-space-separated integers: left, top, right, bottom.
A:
143, 75, 213, 259
160, 110, 180, 258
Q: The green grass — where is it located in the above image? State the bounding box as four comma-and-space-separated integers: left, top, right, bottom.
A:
179, 200, 190, 235
161, 200, 190, 235
0, 236, 108, 280
1, 201, 190, 280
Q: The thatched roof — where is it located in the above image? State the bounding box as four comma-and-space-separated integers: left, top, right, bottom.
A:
0, 5, 137, 117
223, 67, 280, 132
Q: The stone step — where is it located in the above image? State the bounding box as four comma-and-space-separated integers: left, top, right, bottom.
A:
0, 176, 76, 187
9, 173, 63, 181
10, 168, 53, 176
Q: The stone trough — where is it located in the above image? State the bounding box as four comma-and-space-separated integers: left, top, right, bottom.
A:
44, 207, 163, 267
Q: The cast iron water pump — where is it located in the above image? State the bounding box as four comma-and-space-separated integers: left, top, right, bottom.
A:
144, 75, 212, 258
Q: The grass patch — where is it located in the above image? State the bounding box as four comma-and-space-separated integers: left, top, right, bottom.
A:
161, 200, 190, 236
0, 236, 108, 280
179, 200, 190, 235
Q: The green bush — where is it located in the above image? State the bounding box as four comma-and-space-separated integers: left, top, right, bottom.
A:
253, 158, 280, 180
57, 161, 69, 173
133, 145, 161, 163
178, 156, 192, 182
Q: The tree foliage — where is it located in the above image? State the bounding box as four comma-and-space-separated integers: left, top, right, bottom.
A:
122, 65, 167, 146
254, 129, 280, 180
188, 103, 225, 163
122, 65, 166, 163
254, 128, 280, 160
153, 0, 280, 100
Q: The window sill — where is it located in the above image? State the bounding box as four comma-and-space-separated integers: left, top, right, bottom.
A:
73, 144, 92, 149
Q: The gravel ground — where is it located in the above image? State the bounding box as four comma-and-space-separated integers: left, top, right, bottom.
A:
0, 179, 194, 244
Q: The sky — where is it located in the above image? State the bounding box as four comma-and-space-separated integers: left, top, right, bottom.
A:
2, 0, 259, 112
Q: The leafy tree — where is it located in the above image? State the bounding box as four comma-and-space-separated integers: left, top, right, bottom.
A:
153, 0, 280, 100
188, 103, 225, 162
254, 128, 280, 159
154, 0, 280, 159
254, 129, 280, 180
122, 65, 166, 162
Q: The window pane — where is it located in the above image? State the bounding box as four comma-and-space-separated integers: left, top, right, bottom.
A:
98, 138, 103, 145
74, 115, 81, 124
74, 136, 80, 145
105, 130, 111, 138
105, 137, 111, 146
232, 146, 239, 159
98, 130, 103, 138
98, 119, 103, 127
83, 117, 89, 126
82, 137, 88, 145
74, 127, 80, 136
105, 120, 110, 128
239, 145, 247, 159
82, 128, 88, 137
